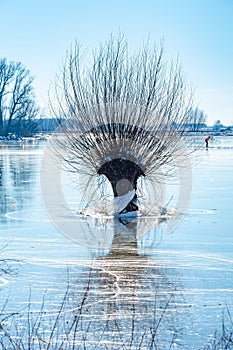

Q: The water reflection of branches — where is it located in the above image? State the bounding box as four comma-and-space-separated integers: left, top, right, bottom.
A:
64, 217, 187, 348
0, 145, 39, 221
72, 211, 167, 250
97, 227, 184, 346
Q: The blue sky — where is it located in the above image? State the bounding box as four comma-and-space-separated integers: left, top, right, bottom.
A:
1, 0, 233, 125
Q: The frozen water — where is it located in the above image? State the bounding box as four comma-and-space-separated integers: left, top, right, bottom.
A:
0, 136, 233, 348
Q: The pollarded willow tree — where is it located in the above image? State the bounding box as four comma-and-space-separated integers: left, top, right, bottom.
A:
51, 36, 193, 214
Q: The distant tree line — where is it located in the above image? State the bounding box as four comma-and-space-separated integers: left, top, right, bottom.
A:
0, 56, 211, 139
36, 117, 58, 133
0, 58, 39, 137
187, 107, 207, 131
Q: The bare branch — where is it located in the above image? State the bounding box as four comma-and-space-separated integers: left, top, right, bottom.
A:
51, 35, 193, 213
0, 58, 39, 136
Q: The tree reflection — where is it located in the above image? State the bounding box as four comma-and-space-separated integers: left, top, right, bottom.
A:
0, 144, 39, 222
68, 217, 188, 349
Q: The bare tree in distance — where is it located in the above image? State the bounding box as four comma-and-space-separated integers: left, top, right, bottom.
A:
213, 119, 224, 131
0, 58, 39, 137
187, 107, 207, 132
50, 35, 193, 214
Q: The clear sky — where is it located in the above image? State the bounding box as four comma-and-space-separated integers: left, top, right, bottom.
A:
1, 0, 233, 125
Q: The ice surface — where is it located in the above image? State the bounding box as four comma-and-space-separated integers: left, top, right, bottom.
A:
0, 136, 233, 349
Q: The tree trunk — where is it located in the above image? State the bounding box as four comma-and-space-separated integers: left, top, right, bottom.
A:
98, 158, 144, 213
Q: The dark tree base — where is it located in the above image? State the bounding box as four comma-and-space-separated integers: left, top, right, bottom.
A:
98, 158, 144, 213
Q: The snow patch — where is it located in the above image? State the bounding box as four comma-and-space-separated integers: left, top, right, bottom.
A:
82, 190, 136, 216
